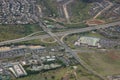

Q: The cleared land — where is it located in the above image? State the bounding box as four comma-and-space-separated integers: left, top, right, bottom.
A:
86, 19, 105, 25
78, 49, 120, 76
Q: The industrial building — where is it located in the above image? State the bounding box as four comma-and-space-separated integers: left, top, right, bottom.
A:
74, 36, 101, 48
8, 63, 27, 78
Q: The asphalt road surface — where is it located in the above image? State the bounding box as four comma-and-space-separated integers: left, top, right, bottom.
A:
0, 21, 120, 46
39, 21, 106, 80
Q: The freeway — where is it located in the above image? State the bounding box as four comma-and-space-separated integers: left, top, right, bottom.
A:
0, 21, 120, 46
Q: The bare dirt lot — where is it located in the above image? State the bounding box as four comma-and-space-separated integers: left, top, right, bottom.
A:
86, 19, 105, 25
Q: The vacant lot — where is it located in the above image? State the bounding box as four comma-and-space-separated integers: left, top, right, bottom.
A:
86, 19, 105, 25
78, 49, 120, 76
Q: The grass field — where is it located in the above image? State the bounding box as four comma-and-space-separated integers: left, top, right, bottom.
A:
64, 23, 87, 29
83, 31, 105, 38
69, 0, 92, 23
0, 24, 43, 41
37, 0, 58, 17
64, 34, 79, 49
15, 68, 70, 80
78, 49, 120, 76
42, 37, 56, 43
15, 66, 101, 80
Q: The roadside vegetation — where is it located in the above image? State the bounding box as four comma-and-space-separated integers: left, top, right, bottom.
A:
37, 0, 58, 17
0, 24, 43, 41
16, 66, 101, 80
64, 23, 88, 29
64, 34, 79, 49
14, 39, 59, 47
78, 50, 120, 76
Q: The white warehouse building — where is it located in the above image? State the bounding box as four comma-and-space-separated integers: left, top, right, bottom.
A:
74, 36, 101, 48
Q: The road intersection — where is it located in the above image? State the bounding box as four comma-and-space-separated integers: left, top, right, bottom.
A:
0, 21, 120, 46
0, 18, 119, 80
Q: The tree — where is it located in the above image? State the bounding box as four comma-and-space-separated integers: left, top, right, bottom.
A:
51, 75, 55, 79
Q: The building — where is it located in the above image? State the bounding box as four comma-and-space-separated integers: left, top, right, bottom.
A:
74, 36, 101, 48
107, 75, 120, 80
8, 63, 27, 78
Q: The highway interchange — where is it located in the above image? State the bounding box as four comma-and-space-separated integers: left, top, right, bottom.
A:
0, 20, 119, 80
0, 20, 120, 80
0, 21, 120, 46
39, 21, 107, 80
0, 0, 120, 80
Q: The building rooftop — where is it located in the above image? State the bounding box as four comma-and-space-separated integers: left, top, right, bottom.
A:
75, 36, 101, 47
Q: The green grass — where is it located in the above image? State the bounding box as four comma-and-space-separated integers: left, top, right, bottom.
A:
15, 66, 101, 80
78, 50, 120, 76
69, 0, 92, 23
0, 24, 43, 41
15, 67, 71, 80
37, 0, 58, 17
14, 39, 58, 47
43, 38, 56, 43
76, 65, 101, 80
83, 31, 105, 38
64, 34, 79, 49
64, 23, 87, 29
